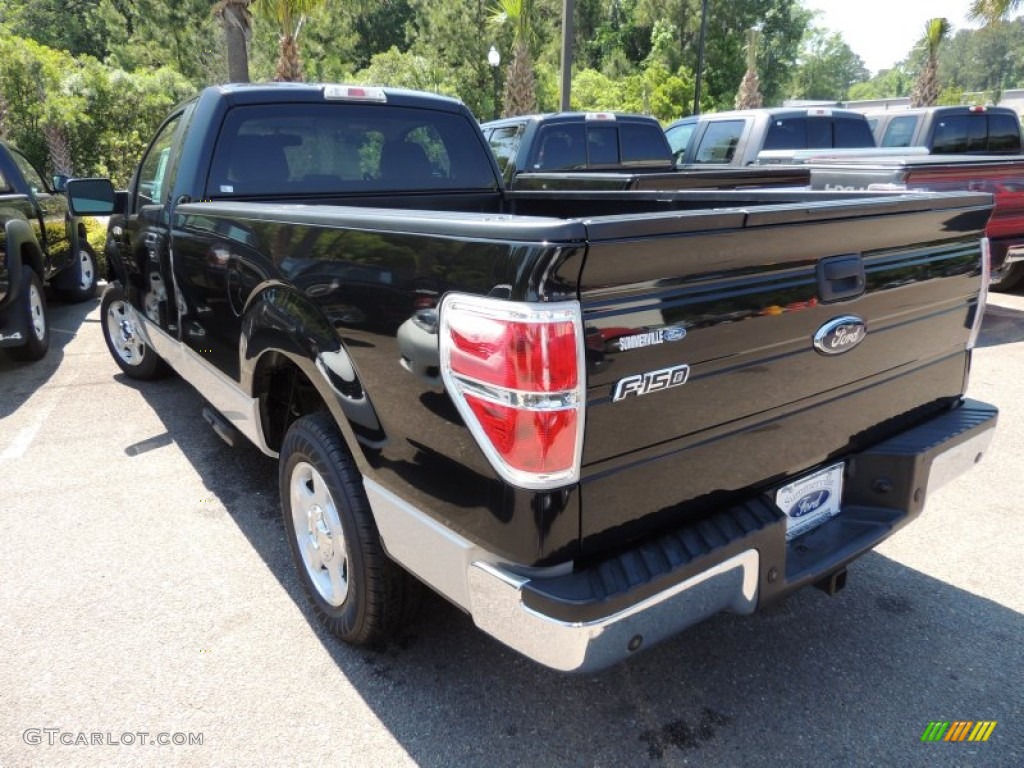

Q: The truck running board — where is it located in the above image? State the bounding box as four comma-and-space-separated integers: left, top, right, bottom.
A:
202, 405, 240, 448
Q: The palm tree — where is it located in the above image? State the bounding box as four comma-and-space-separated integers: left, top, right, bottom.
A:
969, 0, 1022, 24
253, 0, 327, 82
910, 18, 950, 108
214, 0, 254, 83
489, 0, 537, 117
735, 28, 763, 109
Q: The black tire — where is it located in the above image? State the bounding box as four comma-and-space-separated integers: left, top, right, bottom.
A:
990, 261, 1024, 293
280, 412, 418, 646
6, 269, 50, 362
53, 243, 100, 303
100, 282, 171, 379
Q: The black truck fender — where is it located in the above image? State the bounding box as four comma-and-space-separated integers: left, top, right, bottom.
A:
240, 286, 387, 466
1, 218, 44, 310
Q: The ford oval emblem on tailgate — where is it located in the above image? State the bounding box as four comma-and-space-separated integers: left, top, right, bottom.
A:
813, 316, 866, 355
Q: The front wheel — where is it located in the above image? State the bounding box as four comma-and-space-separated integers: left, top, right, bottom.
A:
280, 413, 418, 646
6, 269, 50, 362
53, 243, 99, 303
101, 282, 170, 379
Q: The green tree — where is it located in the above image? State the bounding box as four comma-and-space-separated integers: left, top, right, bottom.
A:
489, 0, 538, 116
0, 0, 107, 58
252, 0, 328, 82
911, 18, 950, 107
788, 27, 868, 101
969, 0, 1023, 24
735, 27, 763, 108
94, 0, 225, 86
847, 66, 911, 101
408, 0, 494, 121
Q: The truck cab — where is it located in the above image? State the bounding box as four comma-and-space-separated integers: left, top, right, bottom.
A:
863, 105, 1022, 155
481, 112, 675, 186
667, 107, 876, 167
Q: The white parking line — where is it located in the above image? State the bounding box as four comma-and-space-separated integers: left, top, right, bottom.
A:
0, 421, 44, 461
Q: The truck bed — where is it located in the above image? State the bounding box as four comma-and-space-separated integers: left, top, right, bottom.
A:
174, 186, 991, 563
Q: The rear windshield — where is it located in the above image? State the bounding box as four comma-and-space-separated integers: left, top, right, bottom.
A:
763, 116, 874, 150
619, 123, 673, 165
207, 103, 498, 197
526, 121, 671, 170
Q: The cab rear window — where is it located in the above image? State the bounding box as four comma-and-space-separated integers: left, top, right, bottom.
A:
763, 116, 874, 150
207, 103, 498, 197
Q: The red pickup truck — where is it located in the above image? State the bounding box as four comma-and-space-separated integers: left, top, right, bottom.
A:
808, 154, 1024, 291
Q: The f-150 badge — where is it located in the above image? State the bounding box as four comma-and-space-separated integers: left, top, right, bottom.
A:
612, 364, 690, 401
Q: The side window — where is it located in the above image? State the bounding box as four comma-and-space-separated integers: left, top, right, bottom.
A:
665, 122, 697, 159
136, 115, 182, 208
586, 126, 619, 165
835, 118, 875, 147
9, 149, 47, 196
0, 168, 9, 192
487, 125, 524, 174
619, 123, 671, 164
694, 120, 745, 163
987, 114, 1021, 152
533, 125, 586, 170
880, 116, 918, 147
763, 118, 808, 151
932, 116, 969, 153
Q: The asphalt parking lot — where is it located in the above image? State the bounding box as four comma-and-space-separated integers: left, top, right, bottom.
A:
1, 288, 1022, 768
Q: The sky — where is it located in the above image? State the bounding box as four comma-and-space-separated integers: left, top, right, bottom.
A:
801, 0, 979, 74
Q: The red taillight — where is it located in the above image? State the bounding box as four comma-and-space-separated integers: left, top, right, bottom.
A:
449, 319, 578, 391
440, 294, 585, 489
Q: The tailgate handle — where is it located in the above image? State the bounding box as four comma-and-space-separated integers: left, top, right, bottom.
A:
817, 254, 865, 302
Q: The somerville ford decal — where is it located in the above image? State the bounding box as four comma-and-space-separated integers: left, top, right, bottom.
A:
617, 326, 686, 352
813, 316, 867, 356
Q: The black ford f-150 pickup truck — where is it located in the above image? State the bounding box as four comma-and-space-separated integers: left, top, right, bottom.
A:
71, 83, 997, 673
1, 141, 100, 361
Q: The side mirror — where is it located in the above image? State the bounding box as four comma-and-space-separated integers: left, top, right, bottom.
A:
52, 174, 68, 193
66, 178, 117, 216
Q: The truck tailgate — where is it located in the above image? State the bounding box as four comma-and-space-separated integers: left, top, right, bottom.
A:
574, 193, 991, 552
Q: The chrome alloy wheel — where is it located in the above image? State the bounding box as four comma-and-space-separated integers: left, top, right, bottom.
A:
28, 281, 45, 341
290, 461, 349, 607
105, 299, 146, 366
77, 248, 96, 291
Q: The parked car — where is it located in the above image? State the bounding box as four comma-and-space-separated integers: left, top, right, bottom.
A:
69, 83, 996, 673
861, 105, 1022, 155
0, 141, 99, 362
666, 107, 876, 167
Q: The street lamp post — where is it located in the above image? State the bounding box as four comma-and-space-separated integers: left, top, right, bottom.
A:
488, 45, 501, 120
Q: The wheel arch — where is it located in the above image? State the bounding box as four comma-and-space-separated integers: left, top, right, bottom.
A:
4, 218, 45, 282
241, 287, 387, 471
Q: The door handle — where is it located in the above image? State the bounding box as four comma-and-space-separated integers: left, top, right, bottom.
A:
817, 254, 866, 302
144, 232, 160, 246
